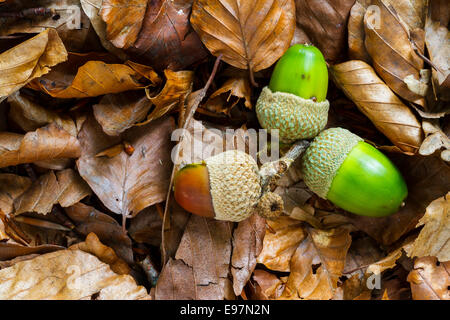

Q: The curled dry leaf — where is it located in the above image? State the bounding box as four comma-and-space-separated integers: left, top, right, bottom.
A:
0, 123, 81, 168
13, 169, 91, 216
8, 91, 77, 136
0, 242, 64, 262
348, 0, 372, 62
65, 203, 133, 264
231, 213, 266, 296
250, 269, 286, 300
257, 216, 306, 272
406, 192, 450, 262
140, 69, 194, 125
0, 174, 31, 215
279, 227, 352, 300
93, 91, 151, 136
331, 60, 423, 154
0, 29, 67, 98
156, 215, 234, 300
127, 0, 209, 71
30, 57, 159, 98
77, 115, 175, 217
364, 0, 426, 107
294, 0, 356, 63
191, 0, 295, 75
100, 0, 148, 49
407, 256, 450, 300
366, 247, 404, 275
0, 249, 150, 299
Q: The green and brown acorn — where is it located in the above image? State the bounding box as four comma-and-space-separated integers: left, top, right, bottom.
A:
256, 44, 330, 143
301, 128, 408, 217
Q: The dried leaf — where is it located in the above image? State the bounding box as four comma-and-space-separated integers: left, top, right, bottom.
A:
231, 213, 266, 296
100, 0, 148, 49
155, 215, 234, 300
250, 269, 286, 300
364, 0, 426, 106
279, 227, 352, 300
257, 216, 306, 272
0, 29, 67, 98
406, 192, 450, 262
0, 243, 63, 262
128, 206, 163, 247
294, 0, 356, 63
0, 123, 81, 168
366, 248, 403, 275
331, 60, 423, 154
77, 115, 175, 217
93, 92, 152, 136
140, 69, 194, 125
407, 256, 450, 300
191, 0, 295, 73
14, 169, 91, 215
348, 0, 372, 62
0, 249, 149, 299
0, 174, 31, 215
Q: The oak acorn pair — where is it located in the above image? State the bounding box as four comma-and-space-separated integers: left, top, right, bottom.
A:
174, 44, 408, 221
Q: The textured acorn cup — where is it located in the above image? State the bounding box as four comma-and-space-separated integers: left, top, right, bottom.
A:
256, 44, 330, 143
174, 150, 262, 222
301, 128, 408, 217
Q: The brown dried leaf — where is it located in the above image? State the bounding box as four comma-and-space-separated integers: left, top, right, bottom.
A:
294, 0, 356, 63
155, 215, 234, 300
7, 91, 77, 136
250, 269, 286, 300
257, 216, 306, 272
364, 0, 426, 106
0, 249, 150, 299
140, 69, 194, 125
348, 0, 372, 62
0, 123, 81, 168
347, 154, 450, 245
331, 60, 423, 154
122, 0, 208, 71
100, 0, 148, 49
343, 236, 384, 277
13, 169, 91, 215
93, 92, 151, 136
191, 0, 295, 73
0, 242, 63, 262
279, 227, 352, 300
65, 203, 133, 264
366, 247, 404, 275
231, 213, 266, 296
0, 174, 31, 215
77, 115, 175, 217
128, 206, 163, 247
30, 57, 158, 98
406, 192, 450, 262
407, 257, 450, 300
0, 29, 67, 98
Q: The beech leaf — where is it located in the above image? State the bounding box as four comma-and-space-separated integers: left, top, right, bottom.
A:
407, 257, 450, 300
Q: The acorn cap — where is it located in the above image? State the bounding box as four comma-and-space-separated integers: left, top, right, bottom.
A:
300, 128, 362, 199
256, 86, 329, 143
205, 150, 261, 222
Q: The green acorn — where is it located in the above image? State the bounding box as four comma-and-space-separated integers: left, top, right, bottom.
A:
256, 44, 330, 143
301, 128, 408, 217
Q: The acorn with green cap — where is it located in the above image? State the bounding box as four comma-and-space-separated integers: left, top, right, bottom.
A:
256, 44, 330, 143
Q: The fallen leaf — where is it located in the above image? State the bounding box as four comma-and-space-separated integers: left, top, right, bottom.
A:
250, 269, 286, 300
279, 227, 352, 300
331, 60, 423, 154
77, 115, 175, 217
13, 169, 91, 215
64, 203, 133, 264
407, 256, 450, 300
0, 249, 150, 299
366, 247, 404, 275
343, 236, 384, 277
191, 0, 295, 75
128, 0, 209, 71
139, 69, 194, 125
294, 0, 356, 63
231, 213, 266, 296
93, 91, 152, 136
364, 0, 426, 107
406, 192, 450, 262
155, 215, 234, 300
0, 242, 64, 262
0, 29, 67, 98
100, 0, 148, 49
128, 206, 163, 247
348, 0, 372, 62
0, 123, 81, 168
0, 174, 31, 215
256, 216, 306, 272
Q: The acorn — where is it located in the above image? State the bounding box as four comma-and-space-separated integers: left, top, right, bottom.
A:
256, 44, 330, 143
174, 150, 265, 222
300, 128, 408, 217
